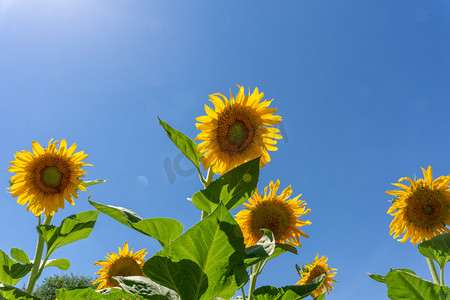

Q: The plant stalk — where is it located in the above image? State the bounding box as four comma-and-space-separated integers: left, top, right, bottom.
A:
248, 261, 263, 300
426, 257, 440, 285
440, 266, 445, 286
26, 214, 53, 294
200, 168, 214, 220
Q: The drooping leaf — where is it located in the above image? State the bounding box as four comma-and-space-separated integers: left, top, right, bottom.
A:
114, 276, 179, 299
192, 157, 260, 213
89, 200, 183, 247
143, 203, 248, 300
367, 273, 386, 284
37, 210, 99, 257
55, 287, 139, 299
80, 179, 109, 189
0, 284, 39, 299
244, 229, 275, 267
10, 248, 30, 264
159, 117, 202, 170
418, 233, 450, 270
253, 274, 325, 300
44, 258, 70, 270
0, 249, 33, 286
386, 269, 450, 299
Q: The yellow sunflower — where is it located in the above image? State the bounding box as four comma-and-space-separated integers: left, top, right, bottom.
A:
235, 180, 311, 247
296, 254, 337, 299
195, 85, 282, 175
93, 241, 147, 290
386, 166, 450, 245
8, 139, 91, 217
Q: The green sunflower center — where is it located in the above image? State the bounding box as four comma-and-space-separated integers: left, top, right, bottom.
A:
250, 200, 291, 240
405, 188, 448, 227
41, 166, 62, 188
227, 121, 248, 145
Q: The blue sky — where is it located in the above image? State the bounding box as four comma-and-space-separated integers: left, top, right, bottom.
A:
1, 0, 450, 299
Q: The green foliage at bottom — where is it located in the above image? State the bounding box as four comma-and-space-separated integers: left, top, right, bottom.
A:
34, 273, 97, 300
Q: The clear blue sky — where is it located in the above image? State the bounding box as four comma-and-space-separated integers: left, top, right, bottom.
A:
1, 1, 450, 299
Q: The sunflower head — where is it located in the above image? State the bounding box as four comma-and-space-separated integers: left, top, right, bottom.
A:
386, 166, 450, 245
296, 254, 337, 299
8, 139, 91, 217
235, 180, 311, 247
195, 85, 282, 175
93, 241, 147, 290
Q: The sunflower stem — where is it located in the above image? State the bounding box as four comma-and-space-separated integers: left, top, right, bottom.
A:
440, 266, 445, 286
248, 261, 262, 300
26, 214, 53, 294
426, 257, 440, 285
240, 286, 246, 300
200, 168, 215, 220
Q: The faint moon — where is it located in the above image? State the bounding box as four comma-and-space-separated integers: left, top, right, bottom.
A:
136, 176, 149, 188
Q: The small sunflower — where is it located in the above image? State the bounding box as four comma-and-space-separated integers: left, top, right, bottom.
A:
195, 85, 282, 175
93, 241, 147, 290
8, 139, 91, 217
296, 254, 337, 299
386, 166, 450, 245
235, 180, 311, 247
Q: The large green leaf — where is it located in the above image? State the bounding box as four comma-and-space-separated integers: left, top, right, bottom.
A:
244, 229, 275, 267
37, 210, 99, 257
419, 233, 450, 270
192, 157, 260, 213
143, 203, 248, 300
0, 284, 39, 300
89, 200, 183, 247
0, 249, 33, 286
367, 269, 417, 284
114, 276, 179, 299
10, 248, 30, 264
55, 287, 140, 299
386, 269, 450, 299
44, 258, 70, 270
159, 117, 202, 170
253, 274, 325, 300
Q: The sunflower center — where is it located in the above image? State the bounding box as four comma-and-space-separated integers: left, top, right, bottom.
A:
227, 121, 248, 145
405, 188, 448, 228
40, 166, 62, 188
250, 200, 291, 240
217, 108, 256, 153
108, 257, 143, 287
306, 265, 326, 282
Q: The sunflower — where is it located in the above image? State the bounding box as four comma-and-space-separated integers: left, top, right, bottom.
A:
93, 241, 147, 290
296, 254, 337, 299
195, 85, 282, 175
8, 139, 91, 217
235, 180, 311, 247
386, 166, 450, 245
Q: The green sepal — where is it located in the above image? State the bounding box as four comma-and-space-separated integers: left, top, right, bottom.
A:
192, 157, 260, 213
253, 274, 325, 300
37, 210, 99, 257
0, 284, 39, 299
143, 203, 248, 300
244, 229, 275, 267
385, 269, 450, 299
89, 199, 183, 247
44, 258, 70, 270
0, 249, 33, 286
418, 233, 450, 270
159, 117, 202, 170
113, 276, 179, 299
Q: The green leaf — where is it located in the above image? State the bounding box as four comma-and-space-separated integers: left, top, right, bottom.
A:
44, 258, 70, 271
253, 274, 325, 300
244, 229, 275, 267
89, 200, 183, 247
10, 249, 30, 264
114, 276, 179, 299
192, 157, 260, 213
143, 203, 248, 300
386, 269, 450, 299
37, 210, 99, 257
419, 233, 450, 270
159, 117, 202, 170
0, 284, 40, 299
367, 273, 386, 284
81, 179, 109, 189
0, 249, 33, 286
55, 287, 139, 299
314, 293, 326, 300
